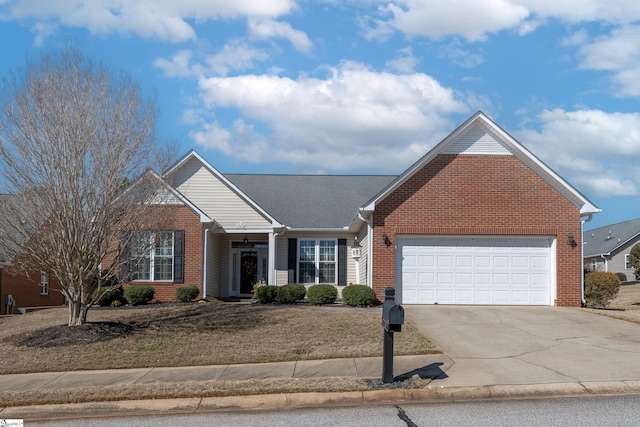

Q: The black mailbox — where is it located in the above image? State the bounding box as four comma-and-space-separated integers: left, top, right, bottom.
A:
381, 290, 404, 332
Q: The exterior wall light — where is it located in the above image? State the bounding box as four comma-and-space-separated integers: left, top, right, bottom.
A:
567, 233, 576, 247
382, 232, 391, 247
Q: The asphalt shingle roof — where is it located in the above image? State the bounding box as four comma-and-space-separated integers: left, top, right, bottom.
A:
225, 174, 397, 229
583, 217, 640, 257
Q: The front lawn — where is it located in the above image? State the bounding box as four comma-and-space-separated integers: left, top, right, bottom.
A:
0, 302, 436, 375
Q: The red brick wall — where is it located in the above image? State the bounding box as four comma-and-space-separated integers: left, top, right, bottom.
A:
0, 267, 65, 315
372, 154, 582, 306
120, 204, 204, 302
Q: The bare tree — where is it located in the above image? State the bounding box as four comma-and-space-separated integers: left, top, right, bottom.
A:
0, 48, 168, 326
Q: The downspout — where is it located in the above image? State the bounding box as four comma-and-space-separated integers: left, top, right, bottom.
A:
358, 212, 373, 287
581, 214, 593, 306
202, 226, 208, 298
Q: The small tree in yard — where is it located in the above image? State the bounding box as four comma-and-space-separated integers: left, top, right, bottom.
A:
629, 243, 640, 280
0, 48, 169, 326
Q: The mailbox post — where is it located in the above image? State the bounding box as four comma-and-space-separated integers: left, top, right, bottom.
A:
381, 287, 404, 383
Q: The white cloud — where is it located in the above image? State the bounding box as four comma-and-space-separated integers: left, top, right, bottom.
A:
4, 0, 297, 43
370, 1, 640, 42
576, 25, 640, 96
439, 41, 484, 68
205, 40, 270, 76
248, 18, 312, 53
374, 0, 530, 42
154, 42, 270, 78
191, 61, 468, 172
519, 108, 640, 197
385, 47, 418, 73
154, 50, 198, 77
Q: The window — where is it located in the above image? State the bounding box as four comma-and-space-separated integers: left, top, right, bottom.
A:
298, 239, 336, 284
626, 254, 631, 269
131, 231, 176, 281
40, 272, 49, 295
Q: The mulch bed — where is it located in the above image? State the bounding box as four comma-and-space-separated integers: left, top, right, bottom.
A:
16, 322, 133, 348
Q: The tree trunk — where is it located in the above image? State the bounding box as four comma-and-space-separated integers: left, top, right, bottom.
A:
68, 299, 88, 326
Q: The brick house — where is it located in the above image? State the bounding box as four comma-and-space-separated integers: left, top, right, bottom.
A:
118, 111, 598, 307
0, 195, 65, 314
2, 112, 599, 309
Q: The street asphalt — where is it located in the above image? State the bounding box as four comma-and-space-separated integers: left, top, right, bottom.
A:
3, 306, 640, 422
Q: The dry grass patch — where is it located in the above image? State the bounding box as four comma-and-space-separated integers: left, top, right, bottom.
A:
0, 302, 436, 374
582, 282, 640, 323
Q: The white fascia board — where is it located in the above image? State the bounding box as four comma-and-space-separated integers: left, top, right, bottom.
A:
213, 228, 275, 234
166, 150, 282, 229
362, 111, 600, 216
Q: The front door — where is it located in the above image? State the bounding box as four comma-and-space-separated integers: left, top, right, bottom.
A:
231, 241, 268, 296
240, 251, 258, 294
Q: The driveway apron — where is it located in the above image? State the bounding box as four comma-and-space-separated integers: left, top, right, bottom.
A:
404, 305, 640, 388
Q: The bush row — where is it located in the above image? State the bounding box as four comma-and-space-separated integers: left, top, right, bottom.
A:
92, 285, 200, 306
254, 283, 379, 307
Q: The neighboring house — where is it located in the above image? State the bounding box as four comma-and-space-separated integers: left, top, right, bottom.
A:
120, 111, 599, 307
583, 217, 640, 281
0, 194, 64, 315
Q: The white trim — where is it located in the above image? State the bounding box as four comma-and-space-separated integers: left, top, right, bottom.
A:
363, 111, 600, 216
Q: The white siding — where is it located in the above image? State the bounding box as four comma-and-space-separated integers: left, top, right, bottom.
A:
443, 124, 512, 155
173, 157, 272, 230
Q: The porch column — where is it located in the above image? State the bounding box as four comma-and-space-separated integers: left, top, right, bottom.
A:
268, 231, 276, 285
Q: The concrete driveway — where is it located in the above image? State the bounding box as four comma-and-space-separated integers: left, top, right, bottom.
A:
404, 305, 640, 388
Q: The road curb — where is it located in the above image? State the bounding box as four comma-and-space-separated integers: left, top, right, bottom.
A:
4, 382, 640, 421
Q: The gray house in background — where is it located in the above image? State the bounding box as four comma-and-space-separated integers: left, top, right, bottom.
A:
583, 217, 640, 281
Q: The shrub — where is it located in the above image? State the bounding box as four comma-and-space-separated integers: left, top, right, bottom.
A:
614, 272, 628, 282
254, 285, 279, 304
307, 284, 338, 305
92, 286, 124, 307
341, 284, 379, 307
176, 285, 199, 302
124, 285, 155, 306
584, 271, 621, 309
277, 283, 307, 304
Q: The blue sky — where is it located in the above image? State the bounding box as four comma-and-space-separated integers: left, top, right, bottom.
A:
1, 1, 640, 230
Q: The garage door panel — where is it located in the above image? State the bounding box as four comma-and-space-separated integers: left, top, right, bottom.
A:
399, 237, 553, 305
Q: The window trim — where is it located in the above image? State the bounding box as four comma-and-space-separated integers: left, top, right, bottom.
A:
132, 231, 175, 282
297, 238, 338, 285
40, 272, 49, 295
625, 253, 631, 269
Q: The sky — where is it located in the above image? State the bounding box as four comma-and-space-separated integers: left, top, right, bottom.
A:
1, 0, 640, 231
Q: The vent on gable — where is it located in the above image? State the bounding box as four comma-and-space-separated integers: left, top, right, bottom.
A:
443, 124, 512, 155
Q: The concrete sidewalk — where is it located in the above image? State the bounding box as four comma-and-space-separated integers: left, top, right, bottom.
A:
0, 354, 447, 393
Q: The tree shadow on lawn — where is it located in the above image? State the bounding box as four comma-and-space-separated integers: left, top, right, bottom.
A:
14, 303, 271, 348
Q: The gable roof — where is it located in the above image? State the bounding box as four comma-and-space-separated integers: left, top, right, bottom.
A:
166, 150, 282, 228
226, 174, 396, 229
119, 169, 213, 223
362, 111, 600, 216
583, 217, 640, 258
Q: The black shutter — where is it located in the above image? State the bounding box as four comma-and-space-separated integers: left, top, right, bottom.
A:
288, 238, 297, 283
118, 231, 131, 283
338, 238, 347, 286
173, 230, 185, 284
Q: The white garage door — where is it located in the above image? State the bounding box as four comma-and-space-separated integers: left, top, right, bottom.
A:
398, 237, 554, 305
